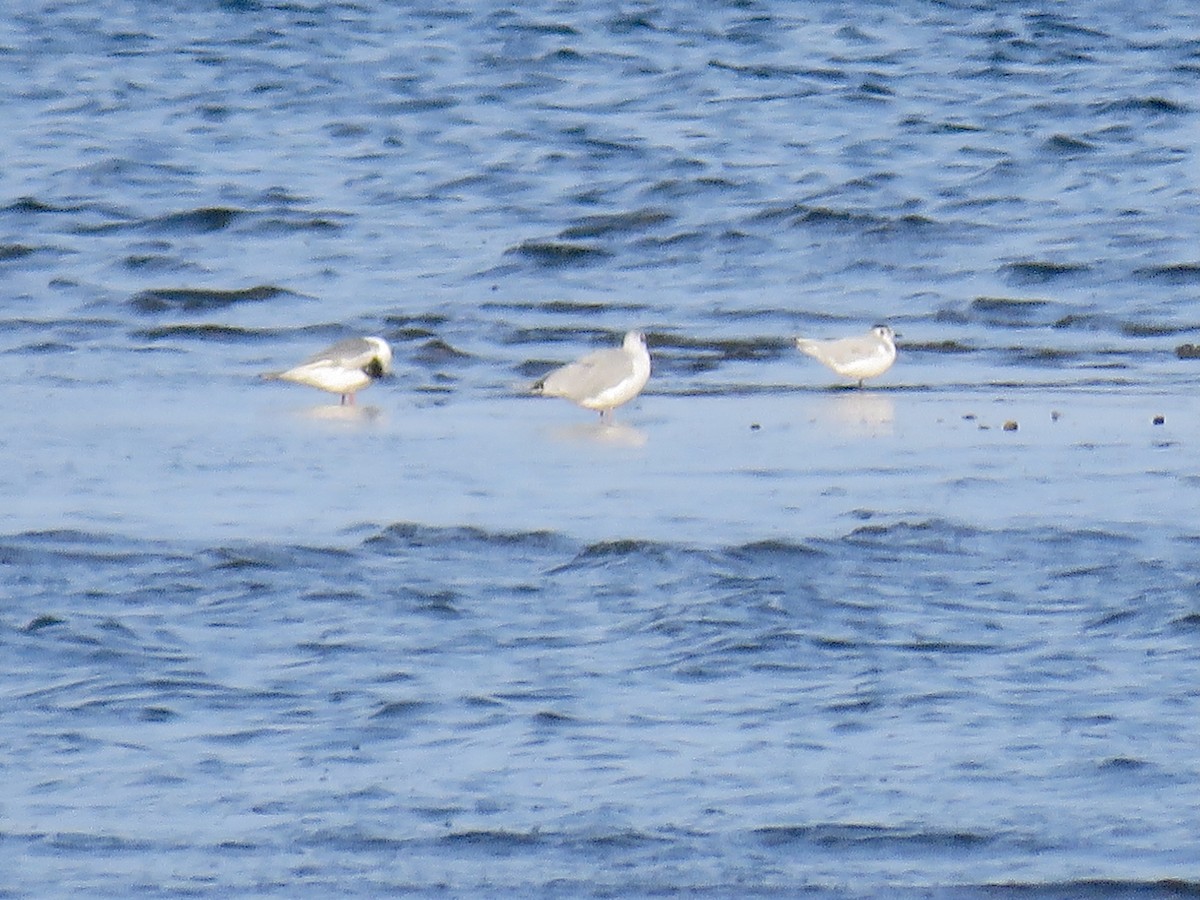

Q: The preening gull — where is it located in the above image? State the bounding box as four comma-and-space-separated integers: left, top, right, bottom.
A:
262, 336, 393, 405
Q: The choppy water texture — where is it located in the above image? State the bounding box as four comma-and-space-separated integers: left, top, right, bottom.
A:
3, 1, 1200, 895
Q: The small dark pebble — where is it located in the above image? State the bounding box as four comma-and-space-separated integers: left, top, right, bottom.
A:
1003, 420, 1019, 431
1051, 410, 1061, 422
1153, 415, 1165, 425
962, 413, 976, 421
750, 423, 761, 431
1176, 343, 1200, 359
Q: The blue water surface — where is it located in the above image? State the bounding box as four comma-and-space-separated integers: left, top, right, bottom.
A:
2, 1, 1200, 895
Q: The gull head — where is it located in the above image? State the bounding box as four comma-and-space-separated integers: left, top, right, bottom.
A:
362, 336, 393, 378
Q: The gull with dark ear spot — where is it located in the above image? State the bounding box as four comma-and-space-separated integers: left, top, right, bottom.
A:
794, 324, 896, 387
531, 330, 651, 422
262, 336, 393, 405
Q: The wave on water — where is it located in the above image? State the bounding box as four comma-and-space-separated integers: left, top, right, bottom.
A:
6, 1, 1200, 894
504, 239, 614, 268
1135, 263, 1200, 285
557, 208, 674, 240
3, 516, 1199, 894
0, 514, 1180, 563
0, 242, 40, 261
131, 323, 280, 342
1000, 260, 1093, 285
129, 284, 296, 313
6, 517, 1197, 637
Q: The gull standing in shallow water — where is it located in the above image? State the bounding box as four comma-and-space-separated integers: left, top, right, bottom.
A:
794, 324, 896, 387
262, 336, 393, 405
531, 330, 651, 422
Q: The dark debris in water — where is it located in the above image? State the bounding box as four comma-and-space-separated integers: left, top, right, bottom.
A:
1174, 343, 1200, 359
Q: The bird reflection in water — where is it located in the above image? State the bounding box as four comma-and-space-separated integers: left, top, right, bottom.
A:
814, 391, 895, 437
298, 404, 384, 424
550, 421, 648, 448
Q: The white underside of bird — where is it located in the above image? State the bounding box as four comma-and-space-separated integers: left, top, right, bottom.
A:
532, 330, 651, 420
263, 336, 393, 404
795, 325, 896, 385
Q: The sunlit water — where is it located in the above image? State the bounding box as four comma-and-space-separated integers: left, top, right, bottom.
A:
3, 1, 1200, 895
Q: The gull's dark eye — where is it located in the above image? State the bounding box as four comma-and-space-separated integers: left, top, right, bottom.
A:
364, 358, 386, 378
